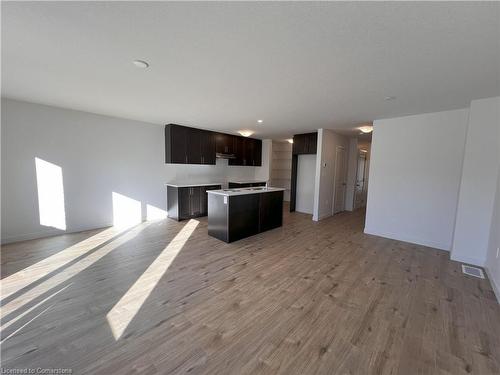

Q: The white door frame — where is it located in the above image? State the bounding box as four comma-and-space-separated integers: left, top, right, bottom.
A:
332, 145, 347, 215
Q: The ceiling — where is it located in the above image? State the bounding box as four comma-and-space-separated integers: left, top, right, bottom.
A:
2, 2, 499, 139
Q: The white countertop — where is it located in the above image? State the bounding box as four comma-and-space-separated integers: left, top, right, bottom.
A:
207, 187, 285, 196
165, 182, 223, 188
228, 180, 268, 184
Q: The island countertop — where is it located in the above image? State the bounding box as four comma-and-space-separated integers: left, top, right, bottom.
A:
207, 186, 285, 196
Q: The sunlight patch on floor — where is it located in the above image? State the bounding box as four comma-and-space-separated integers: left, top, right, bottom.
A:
1, 223, 151, 321
106, 219, 199, 340
2, 227, 127, 299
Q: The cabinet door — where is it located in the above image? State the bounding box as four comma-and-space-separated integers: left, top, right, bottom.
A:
229, 137, 245, 165
253, 139, 262, 166
292, 134, 305, 154
228, 194, 260, 242
178, 187, 191, 219
189, 187, 202, 217
259, 191, 283, 232
292, 133, 316, 155
243, 138, 253, 166
200, 130, 216, 164
187, 129, 202, 164
307, 133, 318, 154
215, 133, 235, 155
167, 124, 188, 163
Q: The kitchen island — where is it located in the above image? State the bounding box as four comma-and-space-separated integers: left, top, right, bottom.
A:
207, 187, 284, 243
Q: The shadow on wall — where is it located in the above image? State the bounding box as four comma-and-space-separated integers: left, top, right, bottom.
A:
33, 157, 167, 233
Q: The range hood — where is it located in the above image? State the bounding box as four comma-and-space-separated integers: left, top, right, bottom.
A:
216, 152, 236, 159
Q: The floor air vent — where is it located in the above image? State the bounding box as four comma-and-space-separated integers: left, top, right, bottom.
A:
462, 264, 485, 279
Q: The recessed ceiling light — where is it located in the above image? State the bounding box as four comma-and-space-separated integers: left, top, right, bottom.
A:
133, 60, 149, 68
359, 125, 373, 134
238, 130, 254, 137
287, 139, 293, 144
257, 119, 263, 124
384, 96, 396, 101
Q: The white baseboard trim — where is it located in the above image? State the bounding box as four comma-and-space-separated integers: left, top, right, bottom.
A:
317, 212, 332, 221
484, 267, 500, 304
1, 222, 113, 245
449, 253, 485, 268
363, 226, 451, 252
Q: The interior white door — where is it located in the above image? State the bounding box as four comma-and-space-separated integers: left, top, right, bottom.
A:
333, 146, 347, 214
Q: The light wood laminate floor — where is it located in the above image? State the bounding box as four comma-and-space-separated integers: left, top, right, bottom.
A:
1, 208, 500, 374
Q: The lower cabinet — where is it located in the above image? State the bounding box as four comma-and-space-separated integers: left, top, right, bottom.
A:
208, 190, 284, 243
227, 182, 267, 189
259, 191, 283, 232
167, 185, 221, 221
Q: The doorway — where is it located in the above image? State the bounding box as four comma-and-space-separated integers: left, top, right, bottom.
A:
354, 150, 368, 209
333, 146, 347, 214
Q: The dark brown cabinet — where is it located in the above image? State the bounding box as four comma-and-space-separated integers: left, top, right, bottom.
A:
228, 181, 266, 189
259, 191, 284, 232
165, 124, 189, 163
165, 124, 216, 165
200, 130, 216, 164
208, 190, 284, 243
167, 184, 221, 221
229, 137, 262, 166
166, 124, 262, 166
215, 133, 236, 155
292, 132, 317, 155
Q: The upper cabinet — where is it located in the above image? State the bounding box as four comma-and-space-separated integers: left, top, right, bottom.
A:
165, 124, 261, 166
229, 137, 262, 166
215, 133, 236, 156
292, 132, 317, 155
165, 124, 216, 164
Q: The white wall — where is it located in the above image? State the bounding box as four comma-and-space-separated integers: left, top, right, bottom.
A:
313, 129, 349, 221
452, 97, 500, 266
296, 154, 316, 215
1, 99, 267, 243
486, 168, 500, 302
365, 108, 469, 251
254, 139, 272, 183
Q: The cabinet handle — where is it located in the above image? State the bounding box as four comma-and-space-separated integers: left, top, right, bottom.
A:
185, 155, 188, 163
